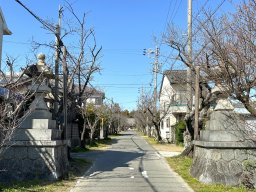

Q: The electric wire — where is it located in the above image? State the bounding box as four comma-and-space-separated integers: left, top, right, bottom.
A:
163, 0, 228, 71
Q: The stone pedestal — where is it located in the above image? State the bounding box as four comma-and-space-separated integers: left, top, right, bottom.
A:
191, 111, 256, 186
0, 140, 68, 182
0, 54, 69, 182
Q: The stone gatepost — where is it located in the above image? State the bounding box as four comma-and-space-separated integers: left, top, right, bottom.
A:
190, 84, 256, 187
0, 54, 69, 182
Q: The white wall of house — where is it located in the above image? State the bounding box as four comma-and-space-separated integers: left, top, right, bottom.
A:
86, 96, 104, 106
159, 75, 187, 142
86, 97, 96, 104
160, 113, 177, 142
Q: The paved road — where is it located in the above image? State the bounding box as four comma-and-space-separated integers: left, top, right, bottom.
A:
70, 131, 194, 192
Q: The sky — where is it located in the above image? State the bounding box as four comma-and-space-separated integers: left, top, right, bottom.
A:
1, 0, 237, 111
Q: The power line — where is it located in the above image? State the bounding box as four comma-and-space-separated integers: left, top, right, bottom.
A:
99, 86, 151, 89
4, 40, 31, 45
15, 0, 55, 33
94, 83, 149, 85
169, 0, 183, 22
100, 73, 151, 77
160, 0, 183, 48
168, 0, 178, 22
163, 0, 228, 70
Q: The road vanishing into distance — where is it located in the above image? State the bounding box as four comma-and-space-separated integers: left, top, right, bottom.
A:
70, 131, 194, 192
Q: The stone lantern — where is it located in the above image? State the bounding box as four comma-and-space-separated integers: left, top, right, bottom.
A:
0, 54, 69, 182
191, 67, 256, 187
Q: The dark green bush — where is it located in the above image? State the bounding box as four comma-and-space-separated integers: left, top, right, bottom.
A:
175, 120, 186, 144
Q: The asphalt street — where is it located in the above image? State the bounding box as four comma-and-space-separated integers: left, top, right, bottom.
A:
70, 131, 194, 192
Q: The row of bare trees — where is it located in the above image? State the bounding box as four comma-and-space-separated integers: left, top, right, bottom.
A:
135, 0, 256, 145
135, 88, 173, 142
80, 100, 131, 145
164, 0, 256, 142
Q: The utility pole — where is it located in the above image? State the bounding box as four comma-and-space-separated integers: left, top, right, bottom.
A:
63, 46, 68, 140
153, 46, 159, 109
54, 5, 62, 122
194, 66, 200, 140
143, 46, 160, 109
186, 0, 193, 114
143, 46, 159, 137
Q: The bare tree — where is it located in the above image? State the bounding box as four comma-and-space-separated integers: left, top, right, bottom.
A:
164, 0, 256, 143
135, 91, 154, 136
23, 2, 103, 143
65, 2, 102, 103
81, 103, 110, 145
136, 88, 175, 142
0, 58, 48, 156
198, 0, 256, 116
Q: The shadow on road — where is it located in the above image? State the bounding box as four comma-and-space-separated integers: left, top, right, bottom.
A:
86, 150, 143, 174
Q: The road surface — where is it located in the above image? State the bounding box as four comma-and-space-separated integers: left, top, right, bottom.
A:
70, 131, 194, 192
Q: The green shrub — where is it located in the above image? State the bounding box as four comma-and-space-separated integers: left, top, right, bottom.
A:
175, 120, 186, 144
243, 160, 256, 171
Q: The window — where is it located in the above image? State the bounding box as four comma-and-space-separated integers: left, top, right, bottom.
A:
166, 118, 170, 128
161, 120, 164, 129
95, 97, 103, 105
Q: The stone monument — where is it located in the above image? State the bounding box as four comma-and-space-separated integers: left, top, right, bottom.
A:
191, 83, 256, 187
0, 54, 69, 182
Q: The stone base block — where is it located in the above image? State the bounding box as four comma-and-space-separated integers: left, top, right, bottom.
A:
20, 119, 56, 129
191, 141, 256, 186
0, 140, 69, 182
12, 128, 61, 141
200, 130, 251, 142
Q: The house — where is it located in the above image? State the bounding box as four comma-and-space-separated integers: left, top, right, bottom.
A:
67, 85, 105, 146
159, 69, 256, 143
0, 7, 12, 68
84, 87, 105, 107
159, 70, 191, 142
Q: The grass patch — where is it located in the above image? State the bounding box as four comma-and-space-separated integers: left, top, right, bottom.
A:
166, 156, 256, 192
71, 146, 89, 153
142, 135, 184, 152
71, 137, 115, 153
142, 135, 159, 145
0, 158, 91, 192
108, 133, 121, 138
87, 137, 113, 150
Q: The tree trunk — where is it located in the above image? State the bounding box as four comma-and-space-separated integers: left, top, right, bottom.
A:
147, 126, 152, 137
179, 144, 193, 157
241, 99, 256, 117
90, 129, 95, 145
154, 123, 162, 142
80, 123, 86, 148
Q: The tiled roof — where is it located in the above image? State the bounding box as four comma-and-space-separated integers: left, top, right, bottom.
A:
164, 70, 188, 84
72, 85, 105, 98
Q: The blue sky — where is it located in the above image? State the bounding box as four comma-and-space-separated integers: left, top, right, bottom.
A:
1, 0, 237, 111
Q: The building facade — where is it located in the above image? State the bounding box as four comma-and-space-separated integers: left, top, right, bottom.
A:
159, 70, 190, 142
